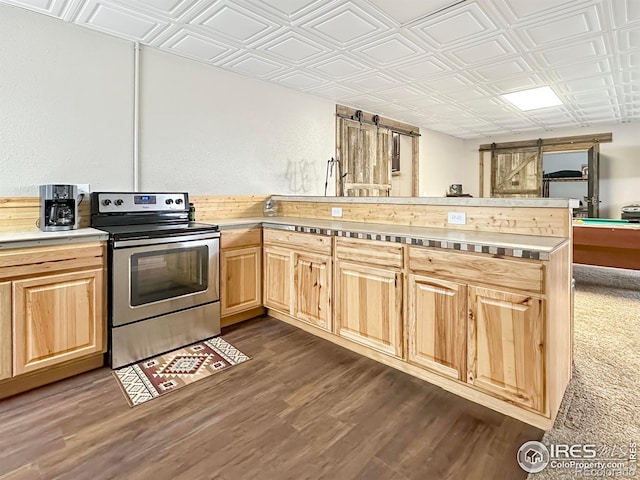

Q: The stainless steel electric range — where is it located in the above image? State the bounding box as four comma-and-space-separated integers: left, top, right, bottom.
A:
90, 192, 220, 368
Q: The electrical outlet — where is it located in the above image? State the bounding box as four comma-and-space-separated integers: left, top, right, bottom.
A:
447, 211, 466, 225
331, 207, 343, 217
77, 184, 90, 197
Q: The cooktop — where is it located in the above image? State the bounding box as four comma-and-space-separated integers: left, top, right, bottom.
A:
94, 222, 219, 241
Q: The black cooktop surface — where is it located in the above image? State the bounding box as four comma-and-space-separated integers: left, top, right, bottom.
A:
94, 222, 219, 241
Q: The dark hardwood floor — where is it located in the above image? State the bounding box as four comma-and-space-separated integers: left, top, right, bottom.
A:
0, 317, 542, 480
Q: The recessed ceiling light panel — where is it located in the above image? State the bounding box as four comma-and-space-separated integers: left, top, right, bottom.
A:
501, 86, 563, 111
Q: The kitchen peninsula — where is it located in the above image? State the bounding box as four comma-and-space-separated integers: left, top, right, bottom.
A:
0, 194, 572, 429
202, 195, 573, 430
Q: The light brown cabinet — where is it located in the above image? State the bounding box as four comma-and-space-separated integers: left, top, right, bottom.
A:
334, 237, 403, 358
407, 245, 548, 413
0, 242, 106, 398
263, 245, 292, 314
293, 253, 331, 331
220, 228, 263, 319
13, 269, 104, 375
220, 246, 262, 316
467, 286, 545, 413
407, 274, 466, 381
263, 229, 332, 331
259, 225, 570, 429
335, 260, 402, 357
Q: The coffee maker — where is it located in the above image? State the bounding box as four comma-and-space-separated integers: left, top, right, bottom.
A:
39, 184, 79, 231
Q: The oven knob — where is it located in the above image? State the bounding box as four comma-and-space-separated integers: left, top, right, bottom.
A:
165, 199, 174, 205
114, 199, 124, 206
175, 198, 183, 205
102, 199, 111, 206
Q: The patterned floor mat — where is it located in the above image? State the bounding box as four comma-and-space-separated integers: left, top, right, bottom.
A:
113, 337, 250, 406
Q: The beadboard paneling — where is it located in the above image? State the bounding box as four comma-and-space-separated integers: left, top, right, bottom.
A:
0, 198, 91, 232
0, 195, 266, 232
275, 200, 571, 237
191, 195, 267, 221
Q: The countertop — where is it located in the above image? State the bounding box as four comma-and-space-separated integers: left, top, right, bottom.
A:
0, 219, 567, 259
270, 195, 572, 208
216, 217, 567, 260
0, 228, 109, 249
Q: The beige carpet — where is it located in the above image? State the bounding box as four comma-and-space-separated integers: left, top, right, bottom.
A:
528, 265, 640, 479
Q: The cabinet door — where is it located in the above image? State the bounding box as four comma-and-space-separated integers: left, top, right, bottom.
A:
407, 275, 466, 381
294, 253, 331, 331
468, 286, 545, 412
335, 261, 402, 357
221, 246, 262, 316
263, 246, 292, 314
12, 269, 104, 375
0, 282, 11, 380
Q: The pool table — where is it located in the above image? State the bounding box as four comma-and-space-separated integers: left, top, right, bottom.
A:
573, 218, 640, 270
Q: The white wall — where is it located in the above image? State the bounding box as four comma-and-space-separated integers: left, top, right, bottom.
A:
420, 129, 467, 196
139, 48, 336, 196
0, 5, 134, 196
0, 3, 467, 199
466, 123, 640, 218
0, 4, 336, 198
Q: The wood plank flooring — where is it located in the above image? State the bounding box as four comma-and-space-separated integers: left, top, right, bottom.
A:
0, 317, 542, 480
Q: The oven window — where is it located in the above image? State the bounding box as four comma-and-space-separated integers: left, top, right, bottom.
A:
130, 245, 209, 306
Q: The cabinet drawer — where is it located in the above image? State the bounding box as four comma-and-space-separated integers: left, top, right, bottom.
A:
0, 243, 105, 280
220, 228, 262, 249
263, 228, 331, 255
335, 237, 403, 269
409, 246, 544, 293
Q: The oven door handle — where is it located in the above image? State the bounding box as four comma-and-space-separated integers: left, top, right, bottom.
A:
113, 231, 220, 248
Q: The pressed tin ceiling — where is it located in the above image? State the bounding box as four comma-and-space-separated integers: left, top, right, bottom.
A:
1, 0, 639, 139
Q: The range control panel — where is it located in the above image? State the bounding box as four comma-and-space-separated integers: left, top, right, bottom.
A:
95, 192, 188, 213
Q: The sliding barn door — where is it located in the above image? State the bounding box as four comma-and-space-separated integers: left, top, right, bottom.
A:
340, 119, 391, 197
587, 145, 600, 218
491, 148, 541, 198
